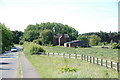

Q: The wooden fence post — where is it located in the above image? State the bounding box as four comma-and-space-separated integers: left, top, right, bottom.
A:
117, 63, 119, 72
101, 59, 103, 66
75, 54, 77, 59
93, 57, 95, 64
111, 61, 113, 68
81, 54, 83, 60
63, 53, 65, 57
84, 55, 86, 61
97, 58, 99, 65
48, 52, 49, 56
58, 53, 59, 55
106, 60, 108, 68
87, 56, 89, 62
90, 56, 92, 63
53, 53, 54, 56
69, 54, 71, 58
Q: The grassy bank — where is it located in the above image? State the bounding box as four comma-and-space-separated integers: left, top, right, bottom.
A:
26, 55, 118, 78
42, 46, 118, 62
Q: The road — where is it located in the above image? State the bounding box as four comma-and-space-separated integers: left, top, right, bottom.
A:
0, 50, 19, 79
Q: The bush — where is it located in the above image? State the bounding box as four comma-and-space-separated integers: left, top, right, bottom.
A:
33, 39, 42, 45
19, 40, 24, 45
30, 45, 45, 55
111, 42, 120, 49
59, 65, 78, 73
23, 42, 45, 55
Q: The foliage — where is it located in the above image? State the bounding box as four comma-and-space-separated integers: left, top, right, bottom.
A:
89, 35, 101, 46
0, 25, 2, 53
40, 29, 53, 45
77, 35, 89, 42
33, 39, 42, 45
23, 42, 45, 55
26, 55, 118, 78
0, 23, 13, 53
81, 31, 119, 43
111, 42, 120, 49
23, 22, 78, 42
12, 30, 23, 44
59, 65, 78, 73
19, 39, 25, 45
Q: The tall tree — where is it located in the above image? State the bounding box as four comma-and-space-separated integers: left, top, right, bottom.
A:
12, 30, 23, 44
89, 35, 101, 46
77, 35, 89, 42
0, 23, 13, 53
23, 22, 78, 42
40, 29, 53, 44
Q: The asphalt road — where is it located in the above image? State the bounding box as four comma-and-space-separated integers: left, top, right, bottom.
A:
0, 50, 19, 79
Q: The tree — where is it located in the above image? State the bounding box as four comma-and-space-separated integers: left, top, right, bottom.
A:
23, 22, 78, 42
89, 35, 101, 46
23, 24, 40, 42
12, 30, 23, 44
0, 23, 13, 53
40, 29, 53, 45
77, 35, 89, 42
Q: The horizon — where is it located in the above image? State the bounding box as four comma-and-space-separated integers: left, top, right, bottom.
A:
0, 0, 119, 34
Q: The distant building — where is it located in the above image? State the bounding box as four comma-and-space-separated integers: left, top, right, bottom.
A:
64, 40, 89, 47
53, 34, 69, 46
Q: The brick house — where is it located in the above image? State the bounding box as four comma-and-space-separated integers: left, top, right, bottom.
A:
64, 40, 89, 47
53, 34, 69, 46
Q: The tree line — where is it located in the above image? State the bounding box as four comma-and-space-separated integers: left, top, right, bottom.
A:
1, 22, 119, 53
19, 22, 119, 48
20, 22, 78, 45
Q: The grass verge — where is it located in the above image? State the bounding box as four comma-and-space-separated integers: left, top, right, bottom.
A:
42, 46, 118, 62
18, 52, 23, 78
26, 55, 118, 78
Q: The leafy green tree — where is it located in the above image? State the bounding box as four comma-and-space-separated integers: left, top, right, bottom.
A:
23, 24, 40, 41
0, 25, 2, 53
77, 35, 89, 42
33, 39, 42, 45
40, 29, 53, 45
23, 22, 78, 42
81, 31, 119, 43
0, 23, 13, 53
89, 35, 101, 46
12, 30, 23, 44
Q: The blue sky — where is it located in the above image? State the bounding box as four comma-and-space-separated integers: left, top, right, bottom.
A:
0, 0, 119, 34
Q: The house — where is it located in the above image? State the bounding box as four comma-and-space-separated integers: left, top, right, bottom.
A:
64, 40, 89, 47
53, 34, 69, 46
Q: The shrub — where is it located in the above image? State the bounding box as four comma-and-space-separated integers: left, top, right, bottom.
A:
33, 39, 42, 45
23, 42, 45, 55
19, 40, 24, 45
59, 65, 78, 73
111, 42, 120, 49
30, 44, 45, 55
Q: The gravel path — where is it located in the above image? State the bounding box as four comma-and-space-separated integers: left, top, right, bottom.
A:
20, 52, 40, 78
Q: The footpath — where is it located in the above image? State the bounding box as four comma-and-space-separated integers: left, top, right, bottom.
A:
20, 52, 40, 78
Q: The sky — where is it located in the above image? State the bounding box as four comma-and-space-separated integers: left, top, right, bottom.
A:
0, 0, 119, 34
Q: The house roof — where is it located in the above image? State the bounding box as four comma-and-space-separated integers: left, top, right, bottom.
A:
64, 40, 88, 44
54, 34, 69, 38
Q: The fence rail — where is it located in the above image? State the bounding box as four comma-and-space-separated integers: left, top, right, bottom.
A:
41, 52, 120, 72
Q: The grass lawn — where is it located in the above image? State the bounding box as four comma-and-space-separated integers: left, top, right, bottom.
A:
26, 55, 118, 78
42, 46, 118, 62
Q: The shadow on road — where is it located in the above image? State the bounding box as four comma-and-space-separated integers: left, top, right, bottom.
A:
0, 68, 14, 70
0, 57, 16, 58
0, 62, 11, 65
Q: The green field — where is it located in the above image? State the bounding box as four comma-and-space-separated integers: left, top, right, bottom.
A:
42, 46, 118, 62
26, 55, 118, 78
